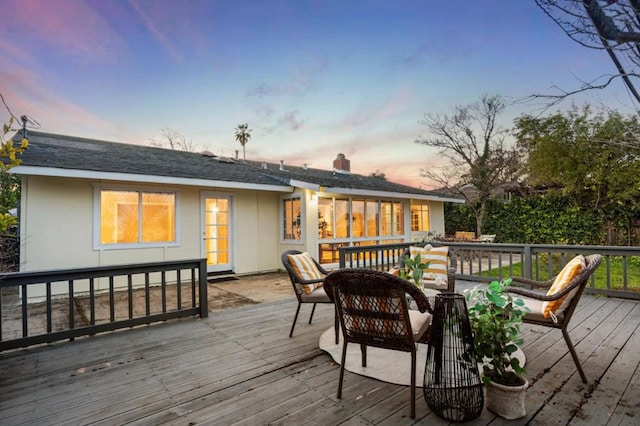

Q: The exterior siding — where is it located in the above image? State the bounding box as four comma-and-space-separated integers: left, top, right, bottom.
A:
19, 175, 283, 275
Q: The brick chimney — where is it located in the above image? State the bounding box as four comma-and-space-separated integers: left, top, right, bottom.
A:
333, 153, 350, 174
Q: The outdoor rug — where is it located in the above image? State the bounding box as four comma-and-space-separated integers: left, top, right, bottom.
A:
319, 327, 526, 387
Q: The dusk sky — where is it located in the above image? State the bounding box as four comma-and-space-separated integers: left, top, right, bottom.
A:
0, 0, 634, 188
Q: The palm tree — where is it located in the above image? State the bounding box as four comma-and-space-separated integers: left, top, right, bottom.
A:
234, 123, 252, 160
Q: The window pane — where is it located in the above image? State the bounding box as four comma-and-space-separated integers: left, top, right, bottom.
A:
101, 190, 138, 244
142, 193, 175, 243
366, 201, 379, 236
381, 202, 392, 236
393, 202, 404, 235
318, 242, 349, 264
318, 197, 333, 239
283, 198, 301, 240
352, 200, 365, 237
411, 204, 430, 232
335, 199, 349, 238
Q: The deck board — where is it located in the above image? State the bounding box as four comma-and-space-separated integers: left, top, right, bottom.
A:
1, 295, 640, 425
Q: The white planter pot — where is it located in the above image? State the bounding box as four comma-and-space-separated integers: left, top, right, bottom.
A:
486, 376, 529, 420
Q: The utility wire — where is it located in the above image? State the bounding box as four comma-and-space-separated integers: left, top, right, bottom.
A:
0, 91, 21, 124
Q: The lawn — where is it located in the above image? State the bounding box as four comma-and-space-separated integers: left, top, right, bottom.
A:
481, 255, 640, 292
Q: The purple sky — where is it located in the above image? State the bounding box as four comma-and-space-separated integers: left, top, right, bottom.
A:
0, 0, 632, 187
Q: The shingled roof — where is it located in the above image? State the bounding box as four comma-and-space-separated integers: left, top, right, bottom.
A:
11, 131, 462, 202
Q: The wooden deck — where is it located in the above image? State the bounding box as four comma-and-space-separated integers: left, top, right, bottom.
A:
1, 292, 640, 425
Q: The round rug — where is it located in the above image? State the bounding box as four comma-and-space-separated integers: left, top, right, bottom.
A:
318, 327, 526, 387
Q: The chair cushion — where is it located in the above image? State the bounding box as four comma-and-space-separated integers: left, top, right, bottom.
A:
287, 252, 325, 295
300, 285, 330, 302
542, 255, 586, 319
520, 297, 565, 324
423, 278, 448, 290
408, 310, 432, 340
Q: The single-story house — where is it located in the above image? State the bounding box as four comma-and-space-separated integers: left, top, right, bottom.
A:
10, 131, 463, 280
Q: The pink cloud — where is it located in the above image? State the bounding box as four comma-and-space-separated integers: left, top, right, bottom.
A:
0, 0, 124, 60
128, 0, 210, 62
339, 88, 413, 130
1, 67, 115, 136
129, 0, 183, 62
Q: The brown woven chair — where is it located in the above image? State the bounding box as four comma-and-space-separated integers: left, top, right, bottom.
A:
281, 250, 336, 339
506, 254, 602, 384
323, 269, 433, 419
393, 244, 457, 293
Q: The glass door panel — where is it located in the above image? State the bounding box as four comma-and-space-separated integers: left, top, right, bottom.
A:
202, 194, 233, 272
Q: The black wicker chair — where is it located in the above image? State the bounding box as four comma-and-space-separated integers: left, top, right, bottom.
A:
506, 254, 602, 384
324, 269, 433, 419
281, 250, 336, 339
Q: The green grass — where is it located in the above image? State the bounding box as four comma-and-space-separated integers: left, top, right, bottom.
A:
480, 256, 640, 292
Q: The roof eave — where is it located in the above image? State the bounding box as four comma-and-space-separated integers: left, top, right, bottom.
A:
318, 186, 464, 203
11, 166, 293, 192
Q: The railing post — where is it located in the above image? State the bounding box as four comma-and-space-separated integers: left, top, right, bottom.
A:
523, 245, 532, 280
198, 259, 208, 318
338, 247, 346, 269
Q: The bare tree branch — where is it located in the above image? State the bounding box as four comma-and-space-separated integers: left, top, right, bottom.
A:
416, 95, 521, 235
149, 128, 197, 152
533, 0, 640, 114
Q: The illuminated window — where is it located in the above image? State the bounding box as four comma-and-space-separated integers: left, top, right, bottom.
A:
283, 197, 302, 240
317, 197, 405, 264
352, 200, 365, 237
411, 203, 430, 231
98, 188, 177, 247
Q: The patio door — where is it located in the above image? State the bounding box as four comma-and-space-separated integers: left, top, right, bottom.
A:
201, 193, 234, 273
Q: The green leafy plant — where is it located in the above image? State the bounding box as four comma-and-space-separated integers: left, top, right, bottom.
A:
465, 279, 529, 386
399, 254, 429, 290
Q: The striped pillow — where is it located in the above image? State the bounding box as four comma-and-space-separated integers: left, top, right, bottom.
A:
542, 255, 586, 319
409, 244, 432, 258
419, 246, 449, 282
287, 253, 324, 295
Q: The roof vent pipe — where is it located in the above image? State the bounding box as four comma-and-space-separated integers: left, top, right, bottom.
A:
279, 160, 285, 171
261, 162, 268, 170
303, 163, 308, 170
235, 150, 239, 160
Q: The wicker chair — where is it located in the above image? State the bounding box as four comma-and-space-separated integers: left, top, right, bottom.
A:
281, 250, 336, 339
323, 269, 433, 419
506, 254, 603, 384
393, 244, 457, 293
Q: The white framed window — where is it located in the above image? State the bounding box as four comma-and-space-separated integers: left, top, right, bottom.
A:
411, 203, 430, 232
282, 196, 302, 241
94, 185, 179, 249
317, 196, 406, 264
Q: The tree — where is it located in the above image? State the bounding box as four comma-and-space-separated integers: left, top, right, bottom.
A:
369, 170, 387, 180
0, 117, 28, 233
534, 0, 640, 112
234, 123, 252, 160
514, 105, 640, 244
415, 94, 521, 236
149, 128, 196, 152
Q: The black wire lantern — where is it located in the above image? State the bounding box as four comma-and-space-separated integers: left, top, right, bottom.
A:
423, 293, 484, 422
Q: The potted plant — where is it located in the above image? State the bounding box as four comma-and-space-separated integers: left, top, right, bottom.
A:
464, 279, 529, 420
398, 253, 428, 290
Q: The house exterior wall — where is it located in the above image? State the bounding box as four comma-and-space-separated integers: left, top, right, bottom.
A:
18, 174, 452, 300
19, 175, 283, 275
429, 202, 446, 235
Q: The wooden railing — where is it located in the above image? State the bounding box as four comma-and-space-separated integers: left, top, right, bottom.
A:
338, 242, 640, 300
0, 259, 208, 351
